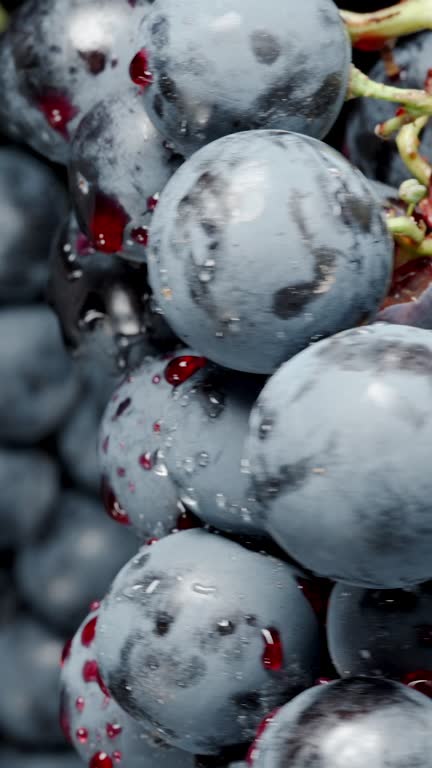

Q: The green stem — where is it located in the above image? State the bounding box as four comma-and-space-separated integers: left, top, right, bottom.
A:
375, 111, 415, 139
340, 0, 432, 48
395, 117, 431, 186
386, 215, 426, 243
348, 66, 432, 117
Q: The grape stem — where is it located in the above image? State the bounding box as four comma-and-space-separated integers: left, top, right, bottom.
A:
399, 179, 428, 215
340, 0, 432, 48
395, 117, 431, 186
386, 215, 426, 243
348, 67, 432, 118
375, 110, 415, 139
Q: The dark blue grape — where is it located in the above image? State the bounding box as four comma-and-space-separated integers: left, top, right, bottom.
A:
246, 322, 432, 588
0, 751, 83, 768
0, 616, 66, 746
96, 530, 319, 754
163, 361, 265, 535
61, 606, 195, 768
48, 213, 176, 375
98, 353, 184, 539
139, 0, 350, 155
0, 447, 59, 550
252, 677, 432, 768
69, 94, 183, 260
14, 491, 137, 634
0, 306, 80, 443
0, 0, 153, 163
0, 148, 67, 303
148, 130, 393, 373
327, 581, 432, 679
345, 31, 432, 188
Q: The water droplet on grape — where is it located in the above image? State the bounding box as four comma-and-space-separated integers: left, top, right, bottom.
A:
35, 90, 78, 137
76, 727, 88, 743
131, 227, 149, 247
90, 752, 113, 768
139, 452, 153, 470
164, 355, 207, 386
106, 723, 123, 739
89, 193, 130, 253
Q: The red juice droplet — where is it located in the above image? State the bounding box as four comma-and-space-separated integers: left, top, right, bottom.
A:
35, 90, 79, 137
106, 722, 123, 739
89, 600, 101, 612
147, 193, 159, 212
117, 467, 126, 477
90, 752, 113, 768
129, 49, 153, 86
402, 670, 432, 698
89, 193, 130, 254
153, 420, 161, 433
246, 709, 279, 765
152, 374, 161, 385
101, 477, 131, 526
131, 227, 148, 246
82, 660, 99, 683
164, 355, 207, 386
76, 727, 89, 743
139, 452, 153, 470
315, 677, 333, 685
113, 752, 122, 763
81, 616, 98, 647
261, 628, 283, 671
76, 697, 85, 712
61, 638, 72, 667
146, 537, 159, 546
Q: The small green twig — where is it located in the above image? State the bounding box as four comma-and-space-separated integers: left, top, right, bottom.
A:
395, 117, 431, 186
375, 111, 416, 140
341, 0, 432, 48
399, 179, 428, 215
348, 66, 432, 118
386, 215, 426, 244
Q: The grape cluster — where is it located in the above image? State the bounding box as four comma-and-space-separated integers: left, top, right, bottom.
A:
4, 0, 432, 767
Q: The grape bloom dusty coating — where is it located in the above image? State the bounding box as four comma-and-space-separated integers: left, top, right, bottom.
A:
251, 677, 432, 768
246, 323, 432, 588
96, 530, 319, 754
98, 353, 185, 539
60, 607, 195, 768
148, 130, 393, 374
138, 0, 351, 155
163, 360, 265, 535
